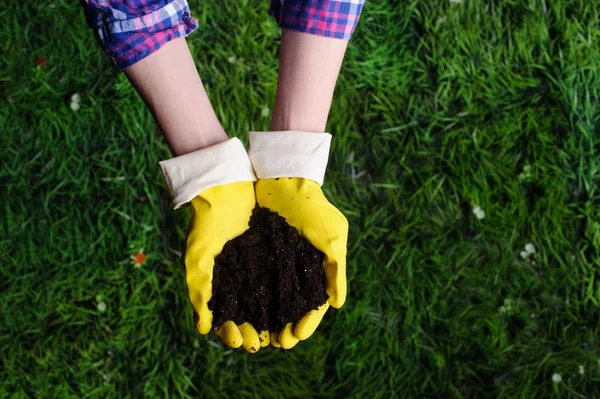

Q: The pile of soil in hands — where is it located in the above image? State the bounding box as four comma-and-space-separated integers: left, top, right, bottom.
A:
208, 206, 328, 333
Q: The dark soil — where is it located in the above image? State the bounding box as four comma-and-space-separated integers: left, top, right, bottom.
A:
208, 206, 328, 333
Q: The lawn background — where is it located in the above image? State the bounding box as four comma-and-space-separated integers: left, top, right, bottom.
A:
1, 0, 600, 397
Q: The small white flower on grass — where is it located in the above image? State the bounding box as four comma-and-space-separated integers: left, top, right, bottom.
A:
450, 0, 462, 4
472, 205, 485, 220
70, 93, 81, 112
520, 243, 536, 260
227, 56, 237, 64
499, 298, 514, 314
436, 16, 447, 24
261, 105, 270, 118
97, 301, 107, 312
579, 365, 584, 375
552, 373, 562, 383
519, 164, 532, 181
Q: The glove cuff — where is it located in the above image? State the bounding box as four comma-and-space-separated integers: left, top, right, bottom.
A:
248, 130, 332, 186
159, 138, 256, 209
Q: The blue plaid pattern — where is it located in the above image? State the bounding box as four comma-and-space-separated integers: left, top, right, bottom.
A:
269, 0, 365, 39
81, 0, 198, 70
81, 0, 364, 69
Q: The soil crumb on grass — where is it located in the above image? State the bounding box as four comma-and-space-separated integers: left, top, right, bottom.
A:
208, 206, 328, 333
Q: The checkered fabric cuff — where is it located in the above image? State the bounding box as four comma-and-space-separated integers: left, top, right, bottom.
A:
269, 0, 365, 39
89, 0, 198, 70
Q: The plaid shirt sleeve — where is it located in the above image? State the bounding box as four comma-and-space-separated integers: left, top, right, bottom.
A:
81, 0, 198, 70
269, 0, 365, 39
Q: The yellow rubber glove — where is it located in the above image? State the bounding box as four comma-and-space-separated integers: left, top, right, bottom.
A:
248, 130, 348, 348
255, 177, 348, 348
249, 130, 348, 347
159, 138, 269, 353
186, 182, 269, 353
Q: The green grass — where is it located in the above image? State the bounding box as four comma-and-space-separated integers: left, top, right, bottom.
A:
2, 0, 600, 397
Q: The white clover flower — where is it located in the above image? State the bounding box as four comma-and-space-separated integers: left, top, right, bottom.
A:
227, 56, 237, 64
70, 93, 81, 112
499, 298, 514, 314
525, 243, 536, 254
472, 206, 485, 220
436, 16, 447, 24
579, 365, 584, 375
519, 165, 532, 181
261, 105, 270, 118
450, 0, 461, 4
97, 301, 107, 312
552, 373, 562, 383
520, 250, 529, 259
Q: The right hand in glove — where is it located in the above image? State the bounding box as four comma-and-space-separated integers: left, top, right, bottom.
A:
159, 138, 269, 353
249, 130, 348, 349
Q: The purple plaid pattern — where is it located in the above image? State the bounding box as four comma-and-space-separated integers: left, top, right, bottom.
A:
81, 0, 198, 70
81, 0, 364, 70
269, 0, 365, 39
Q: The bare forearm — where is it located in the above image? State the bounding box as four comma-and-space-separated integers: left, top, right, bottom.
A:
125, 38, 227, 156
270, 30, 349, 133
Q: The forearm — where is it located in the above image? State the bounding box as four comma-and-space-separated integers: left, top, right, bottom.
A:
270, 31, 349, 133
125, 38, 227, 156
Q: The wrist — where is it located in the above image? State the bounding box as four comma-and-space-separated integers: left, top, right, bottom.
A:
167, 127, 228, 156
269, 108, 327, 133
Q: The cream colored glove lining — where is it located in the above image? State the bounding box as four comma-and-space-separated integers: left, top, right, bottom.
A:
159, 138, 257, 209
248, 130, 332, 186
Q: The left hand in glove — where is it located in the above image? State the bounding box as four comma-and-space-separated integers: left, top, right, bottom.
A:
249, 130, 348, 349
159, 138, 268, 353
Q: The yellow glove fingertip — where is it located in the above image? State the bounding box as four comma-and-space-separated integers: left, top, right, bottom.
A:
327, 288, 346, 309
259, 330, 270, 347
193, 306, 213, 335
214, 321, 243, 349
239, 323, 261, 353
294, 302, 330, 340
279, 323, 300, 349
271, 331, 281, 348
325, 258, 347, 309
